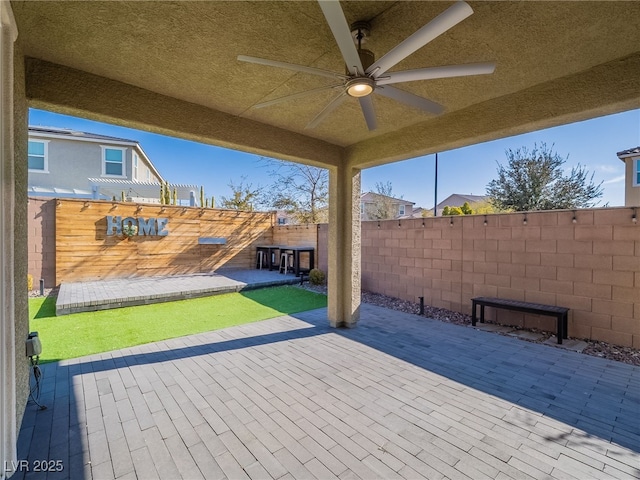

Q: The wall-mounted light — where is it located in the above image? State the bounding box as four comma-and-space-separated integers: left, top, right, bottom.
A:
83, 201, 91, 209
422, 219, 425, 227
633, 208, 637, 224
449, 217, 454, 227
483, 215, 488, 226
377, 220, 381, 228
523, 215, 527, 225
398, 220, 401, 228
56, 200, 61, 208
572, 211, 577, 224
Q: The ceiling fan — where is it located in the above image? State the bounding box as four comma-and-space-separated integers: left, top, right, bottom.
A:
238, 0, 495, 131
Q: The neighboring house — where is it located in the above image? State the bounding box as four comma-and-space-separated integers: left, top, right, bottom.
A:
436, 193, 487, 216
275, 210, 294, 225
28, 126, 197, 204
360, 192, 415, 221
399, 206, 430, 219
616, 147, 640, 206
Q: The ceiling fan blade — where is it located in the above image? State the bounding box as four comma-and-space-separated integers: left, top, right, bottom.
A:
367, 1, 473, 77
317, 0, 364, 75
358, 96, 377, 131
377, 63, 496, 86
238, 55, 346, 80
306, 91, 348, 129
375, 85, 444, 115
254, 85, 343, 109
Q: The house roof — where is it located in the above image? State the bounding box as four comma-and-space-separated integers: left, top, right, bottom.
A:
29, 126, 137, 144
14, 1, 640, 172
361, 192, 415, 205
617, 147, 640, 159
29, 126, 165, 182
437, 193, 486, 208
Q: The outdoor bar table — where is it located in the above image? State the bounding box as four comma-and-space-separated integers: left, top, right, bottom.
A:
285, 246, 315, 277
255, 245, 285, 271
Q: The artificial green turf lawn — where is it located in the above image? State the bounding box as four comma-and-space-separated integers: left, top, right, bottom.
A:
29, 286, 326, 363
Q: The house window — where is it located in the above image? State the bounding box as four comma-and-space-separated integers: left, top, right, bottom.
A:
102, 146, 126, 177
636, 159, 640, 186
28, 140, 48, 172
132, 152, 139, 181
399, 204, 405, 216
277, 217, 287, 225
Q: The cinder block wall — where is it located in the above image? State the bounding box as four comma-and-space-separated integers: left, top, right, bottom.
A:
27, 197, 56, 288
362, 208, 639, 348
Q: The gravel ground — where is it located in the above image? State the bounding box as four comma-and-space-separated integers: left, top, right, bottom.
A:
30, 286, 640, 366
301, 284, 640, 367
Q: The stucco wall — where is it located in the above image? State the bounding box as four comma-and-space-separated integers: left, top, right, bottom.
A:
14, 43, 29, 439
27, 197, 55, 288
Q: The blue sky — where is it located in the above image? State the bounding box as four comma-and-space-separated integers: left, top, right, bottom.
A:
29, 108, 639, 208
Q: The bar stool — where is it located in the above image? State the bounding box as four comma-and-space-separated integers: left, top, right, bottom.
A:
256, 250, 264, 269
279, 251, 294, 274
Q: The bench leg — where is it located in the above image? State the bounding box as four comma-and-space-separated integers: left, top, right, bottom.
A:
472, 301, 477, 326
480, 304, 485, 324
556, 314, 564, 344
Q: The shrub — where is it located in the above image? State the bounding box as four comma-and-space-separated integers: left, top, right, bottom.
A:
27, 274, 34, 291
309, 268, 325, 285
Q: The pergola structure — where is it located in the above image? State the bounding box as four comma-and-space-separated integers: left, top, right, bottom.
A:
2, 1, 640, 474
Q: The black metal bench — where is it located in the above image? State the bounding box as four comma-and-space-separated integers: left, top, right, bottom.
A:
471, 296, 569, 344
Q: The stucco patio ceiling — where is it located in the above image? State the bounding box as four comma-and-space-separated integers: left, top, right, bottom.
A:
12, 1, 640, 169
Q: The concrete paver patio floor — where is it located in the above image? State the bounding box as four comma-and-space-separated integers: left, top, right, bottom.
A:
16, 304, 640, 479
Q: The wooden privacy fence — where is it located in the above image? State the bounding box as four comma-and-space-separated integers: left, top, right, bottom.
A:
55, 199, 275, 282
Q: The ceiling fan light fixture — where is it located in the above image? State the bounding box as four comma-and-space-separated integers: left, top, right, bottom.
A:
346, 77, 375, 97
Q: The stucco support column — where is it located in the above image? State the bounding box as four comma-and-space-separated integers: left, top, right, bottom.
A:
1, 2, 18, 478
327, 162, 361, 328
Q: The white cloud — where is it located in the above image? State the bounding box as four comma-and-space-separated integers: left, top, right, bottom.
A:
602, 175, 625, 185
597, 164, 622, 174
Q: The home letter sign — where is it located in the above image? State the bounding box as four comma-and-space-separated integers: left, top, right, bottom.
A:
106, 216, 169, 236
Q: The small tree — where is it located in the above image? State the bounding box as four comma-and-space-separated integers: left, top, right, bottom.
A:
220, 176, 263, 211
365, 181, 400, 220
262, 159, 328, 224
486, 143, 603, 211
442, 202, 472, 216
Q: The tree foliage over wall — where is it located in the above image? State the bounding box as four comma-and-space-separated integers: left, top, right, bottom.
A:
219, 176, 263, 211
486, 143, 603, 211
262, 159, 328, 224
442, 202, 473, 216
364, 181, 401, 220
